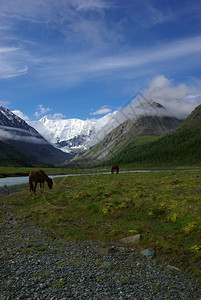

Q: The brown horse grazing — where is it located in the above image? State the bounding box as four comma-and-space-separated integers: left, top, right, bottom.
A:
111, 164, 119, 174
29, 170, 53, 195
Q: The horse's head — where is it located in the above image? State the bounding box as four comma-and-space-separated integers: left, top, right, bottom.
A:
47, 177, 53, 189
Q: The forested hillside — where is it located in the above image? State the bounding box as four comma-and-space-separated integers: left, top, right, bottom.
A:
108, 105, 201, 166
67, 105, 201, 168
67, 113, 182, 168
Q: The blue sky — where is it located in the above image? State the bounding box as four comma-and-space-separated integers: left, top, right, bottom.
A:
0, 0, 201, 121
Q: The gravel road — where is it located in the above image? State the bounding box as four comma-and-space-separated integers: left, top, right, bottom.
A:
0, 205, 200, 299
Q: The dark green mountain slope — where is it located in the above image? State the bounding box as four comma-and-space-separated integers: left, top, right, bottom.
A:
0, 140, 33, 166
67, 114, 182, 168
109, 104, 201, 166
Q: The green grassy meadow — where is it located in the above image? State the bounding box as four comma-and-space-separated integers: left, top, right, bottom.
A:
1, 170, 201, 278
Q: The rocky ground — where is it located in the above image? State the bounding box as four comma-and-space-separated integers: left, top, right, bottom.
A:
0, 185, 23, 195
0, 189, 200, 299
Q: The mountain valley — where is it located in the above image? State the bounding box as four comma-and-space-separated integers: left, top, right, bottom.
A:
68, 104, 201, 168
1, 102, 201, 168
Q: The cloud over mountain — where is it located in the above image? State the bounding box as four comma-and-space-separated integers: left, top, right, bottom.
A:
143, 75, 201, 119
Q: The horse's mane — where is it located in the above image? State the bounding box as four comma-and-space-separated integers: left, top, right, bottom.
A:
39, 170, 48, 179
39, 170, 46, 174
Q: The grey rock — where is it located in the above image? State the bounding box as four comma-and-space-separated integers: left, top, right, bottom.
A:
166, 264, 181, 272
95, 246, 116, 256
120, 234, 141, 244
141, 248, 155, 259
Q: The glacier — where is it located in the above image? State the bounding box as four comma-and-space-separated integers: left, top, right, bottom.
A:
28, 112, 121, 153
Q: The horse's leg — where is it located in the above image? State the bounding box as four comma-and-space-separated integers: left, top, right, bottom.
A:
41, 182, 44, 193
39, 182, 44, 194
40, 182, 42, 194
34, 182, 37, 195
29, 180, 34, 195
29, 182, 31, 195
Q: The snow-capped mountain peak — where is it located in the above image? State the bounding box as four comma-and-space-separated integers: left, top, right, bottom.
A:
28, 112, 121, 153
29, 115, 96, 144
0, 106, 36, 133
0, 106, 71, 164
28, 100, 170, 154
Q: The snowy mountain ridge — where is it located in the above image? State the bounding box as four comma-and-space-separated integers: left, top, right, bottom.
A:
28, 111, 120, 153
29, 116, 96, 144
0, 106, 37, 133
28, 101, 171, 153
0, 106, 71, 165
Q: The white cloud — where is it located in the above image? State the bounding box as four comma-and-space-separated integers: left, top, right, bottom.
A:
0, 47, 18, 53
90, 106, 112, 115
53, 113, 66, 119
88, 36, 201, 73
12, 110, 29, 121
0, 126, 46, 144
0, 46, 29, 79
30, 35, 201, 89
73, 0, 113, 11
0, 100, 10, 107
88, 76, 201, 136
0, 0, 119, 80
34, 105, 51, 118
186, 94, 201, 100
0, 0, 200, 87
142, 75, 201, 119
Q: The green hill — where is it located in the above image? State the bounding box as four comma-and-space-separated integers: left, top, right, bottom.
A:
108, 105, 201, 166
67, 114, 182, 168
0, 141, 32, 167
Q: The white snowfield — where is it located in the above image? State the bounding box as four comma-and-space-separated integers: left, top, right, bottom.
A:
28, 111, 121, 153
28, 101, 174, 153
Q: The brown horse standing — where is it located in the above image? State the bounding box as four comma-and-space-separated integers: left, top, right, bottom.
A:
29, 170, 53, 195
111, 164, 119, 174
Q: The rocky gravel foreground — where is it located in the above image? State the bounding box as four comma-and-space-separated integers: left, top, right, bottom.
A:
0, 208, 200, 300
